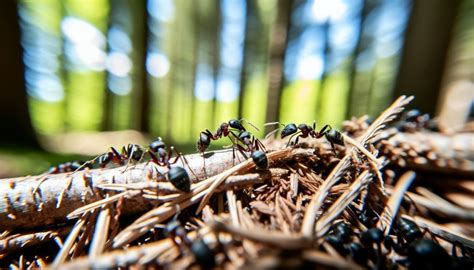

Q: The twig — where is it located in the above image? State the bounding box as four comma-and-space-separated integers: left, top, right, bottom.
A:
89, 206, 111, 258
210, 220, 311, 249
51, 216, 87, 267
377, 171, 416, 234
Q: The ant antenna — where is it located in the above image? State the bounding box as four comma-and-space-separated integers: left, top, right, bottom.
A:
240, 119, 260, 131
263, 122, 285, 139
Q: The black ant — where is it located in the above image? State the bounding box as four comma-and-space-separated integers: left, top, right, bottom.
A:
197, 119, 259, 154
235, 131, 268, 169
97, 147, 126, 168
46, 160, 91, 174
147, 137, 193, 192
94, 144, 145, 169
360, 227, 388, 268
324, 221, 369, 266
281, 122, 344, 150
405, 239, 452, 270
165, 218, 216, 268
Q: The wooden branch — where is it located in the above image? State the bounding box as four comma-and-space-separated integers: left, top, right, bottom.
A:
0, 149, 245, 230
0, 148, 307, 231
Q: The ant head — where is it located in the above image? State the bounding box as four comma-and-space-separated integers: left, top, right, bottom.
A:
281, 123, 298, 138
149, 138, 165, 152
238, 131, 251, 140
228, 119, 245, 131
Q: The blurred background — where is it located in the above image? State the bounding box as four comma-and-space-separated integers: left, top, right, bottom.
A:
0, 0, 473, 177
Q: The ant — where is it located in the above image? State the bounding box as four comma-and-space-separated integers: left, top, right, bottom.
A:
46, 160, 91, 174
235, 131, 268, 169
266, 121, 344, 152
196, 119, 258, 154
146, 137, 193, 192
324, 221, 368, 266
97, 147, 126, 168
281, 122, 344, 151
165, 218, 216, 268
83, 144, 144, 170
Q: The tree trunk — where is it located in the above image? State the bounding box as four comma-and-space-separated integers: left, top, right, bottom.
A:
210, 0, 221, 127
316, 20, 331, 119
264, 0, 294, 133
134, 0, 151, 132
189, 1, 200, 138
393, 0, 461, 115
101, 0, 115, 131
345, 0, 372, 119
0, 0, 40, 148
237, 0, 253, 120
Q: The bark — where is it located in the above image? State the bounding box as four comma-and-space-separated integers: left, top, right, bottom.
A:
0, 0, 40, 148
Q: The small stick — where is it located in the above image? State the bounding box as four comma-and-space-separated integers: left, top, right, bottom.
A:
89, 206, 111, 258
51, 216, 87, 267
67, 190, 141, 219
210, 219, 311, 249
377, 171, 416, 235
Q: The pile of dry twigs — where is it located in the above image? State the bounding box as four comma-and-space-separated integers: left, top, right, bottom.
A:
0, 96, 473, 269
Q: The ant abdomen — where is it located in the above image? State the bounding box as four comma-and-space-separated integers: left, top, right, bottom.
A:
168, 166, 191, 192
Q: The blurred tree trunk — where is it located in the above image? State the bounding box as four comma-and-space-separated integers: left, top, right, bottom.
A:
316, 20, 331, 119
60, 1, 71, 132
133, 0, 150, 132
101, 0, 115, 131
210, 0, 221, 127
165, 6, 179, 141
265, 0, 294, 133
237, 0, 253, 120
189, 2, 200, 138
0, 0, 40, 148
345, 0, 374, 119
393, 0, 461, 115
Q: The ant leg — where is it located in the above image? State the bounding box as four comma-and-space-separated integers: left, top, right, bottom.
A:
315, 124, 331, 139
174, 150, 198, 180
110, 147, 124, 166
228, 130, 240, 142
255, 138, 266, 152
235, 144, 248, 159
204, 129, 216, 140
148, 151, 162, 166
285, 133, 299, 147
330, 142, 337, 155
